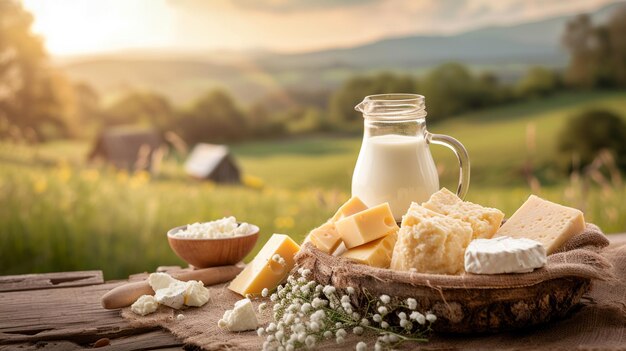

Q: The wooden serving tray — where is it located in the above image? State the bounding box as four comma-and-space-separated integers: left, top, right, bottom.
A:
294, 243, 593, 334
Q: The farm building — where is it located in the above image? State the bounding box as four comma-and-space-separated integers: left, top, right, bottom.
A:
88, 128, 166, 172
184, 143, 241, 183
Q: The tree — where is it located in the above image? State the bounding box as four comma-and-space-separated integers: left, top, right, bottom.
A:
103, 91, 175, 131
558, 109, 626, 171
0, 0, 72, 140
329, 72, 418, 127
516, 67, 560, 98
420, 63, 477, 120
179, 89, 248, 144
562, 5, 626, 88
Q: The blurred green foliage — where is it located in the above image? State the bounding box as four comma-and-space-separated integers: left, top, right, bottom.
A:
558, 109, 626, 171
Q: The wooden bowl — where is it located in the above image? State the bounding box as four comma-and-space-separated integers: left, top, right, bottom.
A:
167, 224, 259, 268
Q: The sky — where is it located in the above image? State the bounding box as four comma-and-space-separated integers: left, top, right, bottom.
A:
22, 0, 619, 57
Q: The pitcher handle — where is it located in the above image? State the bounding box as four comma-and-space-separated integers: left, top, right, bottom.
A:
426, 132, 470, 199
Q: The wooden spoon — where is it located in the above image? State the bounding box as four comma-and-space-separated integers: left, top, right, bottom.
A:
101, 264, 243, 309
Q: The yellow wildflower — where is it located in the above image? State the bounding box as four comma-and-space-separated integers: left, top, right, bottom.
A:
274, 216, 295, 229
33, 178, 47, 194
242, 174, 265, 190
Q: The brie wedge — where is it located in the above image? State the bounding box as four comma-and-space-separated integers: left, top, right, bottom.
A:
464, 236, 547, 274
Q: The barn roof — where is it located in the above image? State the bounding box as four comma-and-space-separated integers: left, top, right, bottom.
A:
184, 143, 238, 179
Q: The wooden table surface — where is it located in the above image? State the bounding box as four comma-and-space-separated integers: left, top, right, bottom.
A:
1, 233, 625, 351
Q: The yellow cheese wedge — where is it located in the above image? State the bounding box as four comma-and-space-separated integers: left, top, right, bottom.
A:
495, 195, 585, 254
304, 222, 341, 254
303, 197, 368, 254
341, 231, 398, 268
331, 197, 368, 221
336, 203, 399, 249
228, 234, 300, 296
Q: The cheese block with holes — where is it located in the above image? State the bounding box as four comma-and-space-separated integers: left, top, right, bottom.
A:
228, 234, 300, 296
336, 202, 399, 249
341, 231, 398, 268
303, 197, 368, 254
495, 195, 585, 254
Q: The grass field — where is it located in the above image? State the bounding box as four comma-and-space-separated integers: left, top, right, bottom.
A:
1, 91, 625, 279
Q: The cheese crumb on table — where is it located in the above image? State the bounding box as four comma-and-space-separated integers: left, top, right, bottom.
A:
131, 295, 158, 316
154, 281, 187, 309
148, 272, 178, 291
171, 217, 252, 239
183, 280, 211, 307
465, 236, 547, 274
218, 298, 259, 332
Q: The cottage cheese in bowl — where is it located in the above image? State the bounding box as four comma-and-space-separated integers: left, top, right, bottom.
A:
171, 217, 253, 239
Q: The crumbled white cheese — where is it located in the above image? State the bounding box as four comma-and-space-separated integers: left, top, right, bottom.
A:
131, 295, 158, 316
218, 298, 259, 332
155, 281, 187, 309
148, 272, 178, 291
171, 217, 252, 239
139, 272, 211, 312
183, 280, 210, 307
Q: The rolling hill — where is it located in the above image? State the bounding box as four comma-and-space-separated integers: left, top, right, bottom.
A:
59, 1, 624, 105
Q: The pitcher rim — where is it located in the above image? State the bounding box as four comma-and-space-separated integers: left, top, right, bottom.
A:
355, 93, 427, 120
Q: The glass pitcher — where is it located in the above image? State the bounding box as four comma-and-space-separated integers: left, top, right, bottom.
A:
352, 94, 470, 220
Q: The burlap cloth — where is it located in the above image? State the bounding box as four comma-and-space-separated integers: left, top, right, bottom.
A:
122, 224, 626, 350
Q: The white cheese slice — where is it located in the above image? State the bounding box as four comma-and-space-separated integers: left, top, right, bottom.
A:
218, 298, 259, 332
154, 281, 187, 309
183, 280, 210, 307
131, 295, 158, 316
464, 236, 547, 274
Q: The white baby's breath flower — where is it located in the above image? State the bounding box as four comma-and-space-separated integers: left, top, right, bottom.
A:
400, 319, 409, 328
415, 313, 426, 325
262, 288, 269, 297
379, 295, 390, 304
372, 314, 382, 323
275, 330, 284, 341
336, 329, 347, 338
360, 318, 370, 327
309, 321, 320, 332
258, 302, 267, 313
406, 298, 417, 310
322, 285, 336, 296
341, 295, 350, 303
305, 335, 316, 348
271, 293, 279, 302
346, 286, 355, 295
336, 336, 345, 344
426, 313, 437, 323
297, 332, 306, 343
286, 345, 294, 351
335, 322, 343, 328
300, 302, 312, 314
301, 269, 311, 277
377, 306, 388, 315
323, 330, 332, 339
356, 341, 367, 351
257, 327, 265, 336
374, 342, 383, 351
380, 321, 389, 329
353, 326, 364, 335
267, 322, 277, 332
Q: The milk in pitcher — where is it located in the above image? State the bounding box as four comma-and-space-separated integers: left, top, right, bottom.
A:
352, 134, 439, 220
